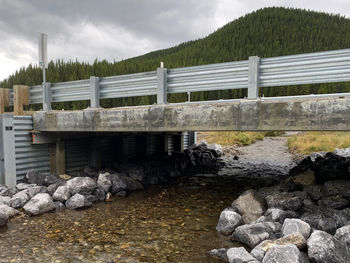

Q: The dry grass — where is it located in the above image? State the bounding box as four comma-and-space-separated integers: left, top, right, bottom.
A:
288, 132, 350, 155
197, 131, 282, 146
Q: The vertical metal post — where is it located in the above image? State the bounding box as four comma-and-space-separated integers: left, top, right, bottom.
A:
43, 82, 51, 111
248, 56, 260, 99
157, 67, 167, 104
90, 76, 100, 108
2, 114, 16, 187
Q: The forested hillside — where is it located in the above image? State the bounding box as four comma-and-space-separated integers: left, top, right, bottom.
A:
2, 7, 350, 109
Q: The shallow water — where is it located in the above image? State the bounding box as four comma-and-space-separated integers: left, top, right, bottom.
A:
0, 176, 251, 263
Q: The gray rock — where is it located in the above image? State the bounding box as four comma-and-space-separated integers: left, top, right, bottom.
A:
232, 189, 265, 224
307, 230, 350, 263
207, 143, 223, 157
227, 247, 258, 263
26, 170, 47, 185
85, 194, 97, 203
110, 174, 143, 195
282, 219, 311, 239
0, 204, 19, 217
265, 192, 302, 211
334, 147, 350, 157
10, 190, 31, 208
47, 181, 66, 196
262, 244, 309, 263
54, 201, 65, 211
27, 186, 48, 198
265, 208, 298, 224
67, 177, 97, 195
216, 210, 242, 235
232, 222, 282, 248
0, 211, 8, 226
321, 180, 350, 199
44, 174, 65, 186
65, 193, 92, 210
301, 207, 348, 234
208, 248, 228, 262
97, 172, 112, 192
93, 188, 106, 201
53, 186, 70, 202
83, 166, 98, 178
334, 225, 350, 246
0, 185, 16, 197
16, 183, 37, 191
118, 163, 144, 182
303, 185, 322, 201
318, 195, 349, 209
23, 193, 55, 216
0, 196, 11, 206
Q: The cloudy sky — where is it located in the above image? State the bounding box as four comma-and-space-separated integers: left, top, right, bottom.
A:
1, 0, 350, 81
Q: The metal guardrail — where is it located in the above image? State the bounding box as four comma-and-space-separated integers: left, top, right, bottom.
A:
8, 48, 350, 108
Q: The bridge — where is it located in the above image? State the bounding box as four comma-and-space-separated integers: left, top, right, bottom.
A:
0, 48, 350, 187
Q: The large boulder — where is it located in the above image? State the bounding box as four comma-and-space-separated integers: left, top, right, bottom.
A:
307, 230, 350, 263
0, 185, 17, 197
110, 173, 143, 195
251, 233, 306, 261
232, 222, 281, 248
0, 204, 19, 218
16, 183, 37, 191
334, 225, 350, 246
23, 193, 55, 216
97, 172, 112, 192
226, 247, 259, 263
216, 209, 242, 235
265, 208, 298, 224
262, 244, 309, 263
26, 170, 47, 185
67, 177, 97, 195
208, 248, 228, 262
53, 186, 70, 202
27, 186, 48, 198
301, 207, 348, 234
0, 196, 11, 206
65, 193, 92, 210
232, 189, 265, 224
265, 192, 302, 211
0, 211, 8, 227
282, 219, 311, 239
10, 190, 31, 208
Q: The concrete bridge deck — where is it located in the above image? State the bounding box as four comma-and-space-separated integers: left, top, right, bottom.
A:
33, 94, 350, 132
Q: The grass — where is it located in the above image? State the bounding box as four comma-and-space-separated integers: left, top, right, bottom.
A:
287, 132, 350, 155
197, 131, 282, 146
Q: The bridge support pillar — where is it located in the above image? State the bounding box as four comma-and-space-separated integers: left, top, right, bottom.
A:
50, 140, 65, 175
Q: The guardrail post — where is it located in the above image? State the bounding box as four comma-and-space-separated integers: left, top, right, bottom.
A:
248, 56, 260, 99
43, 82, 51, 111
14, 85, 29, 115
1, 114, 16, 187
90, 76, 100, 108
157, 67, 167, 104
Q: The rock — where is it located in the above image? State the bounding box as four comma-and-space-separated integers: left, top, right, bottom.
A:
307, 230, 350, 263
334, 225, 350, 245
334, 147, 350, 157
208, 248, 228, 262
216, 210, 242, 235
226, 247, 258, 263
23, 193, 55, 216
65, 193, 92, 210
110, 174, 143, 195
16, 183, 37, 191
280, 177, 303, 192
232, 222, 282, 248
318, 195, 349, 209
206, 143, 223, 157
83, 166, 98, 178
54, 201, 65, 211
321, 180, 350, 199
0, 186, 17, 197
117, 163, 144, 182
47, 181, 66, 196
251, 233, 306, 261
0, 211, 8, 226
97, 172, 112, 192
85, 195, 97, 203
53, 186, 70, 202
10, 190, 31, 208
27, 186, 48, 198
282, 219, 311, 239
0, 196, 11, 206
26, 170, 47, 185
232, 189, 265, 224
301, 207, 348, 234
265, 192, 302, 211
93, 188, 106, 201
67, 177, 97, 195
265, 208, 298, 224
262, 244, 309, 263
303, 185, 322, 201
0, 204, 19, 217
44, 174, 65, 186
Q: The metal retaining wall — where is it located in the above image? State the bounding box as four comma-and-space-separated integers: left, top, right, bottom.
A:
65, 139, 90, 174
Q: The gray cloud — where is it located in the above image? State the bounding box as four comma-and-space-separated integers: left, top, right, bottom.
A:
1, 0, 350, 80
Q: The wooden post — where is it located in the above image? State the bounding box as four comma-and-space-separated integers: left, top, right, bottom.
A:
50, 140, 65, 175
13, 85, 29, 115
0, 88, 9, 114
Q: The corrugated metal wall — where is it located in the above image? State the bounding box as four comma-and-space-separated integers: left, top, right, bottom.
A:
65, 139, 90, 174
13, 116, 50, 181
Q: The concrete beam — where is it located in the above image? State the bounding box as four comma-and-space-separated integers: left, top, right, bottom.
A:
33, 96, 350, 132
